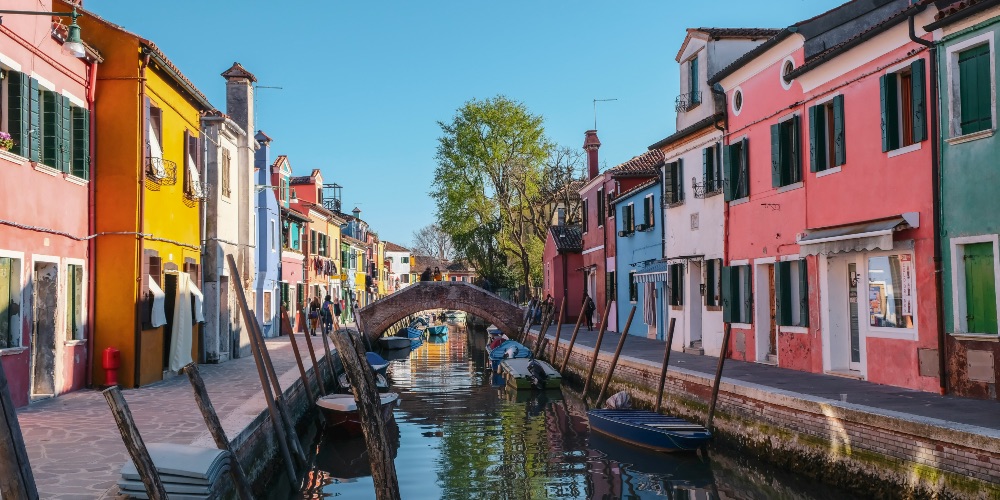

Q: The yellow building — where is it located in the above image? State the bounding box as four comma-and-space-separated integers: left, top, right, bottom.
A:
64, 3, 213, 387
376, 239, 387, 297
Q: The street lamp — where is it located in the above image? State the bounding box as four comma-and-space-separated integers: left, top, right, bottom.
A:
0, 7, 86, 58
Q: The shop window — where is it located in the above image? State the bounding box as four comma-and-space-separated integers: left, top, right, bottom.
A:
628, 271, 637, 303
703, 144, 722, 194
669, 263, 683, 306
867, 254, 915, 329
664, 160, 684, 205
724, 138, 749, 201
722, 265, 753, 324
954, 44, 992, 136
809, 96, 846, 172
775, 259, 809, 327
881, 60, 927, 150
770, 115, 801, 188
958, 242, 998, 334
0, 257, 23, 349
705, 259, 722, 307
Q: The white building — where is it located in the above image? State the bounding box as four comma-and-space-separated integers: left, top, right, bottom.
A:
651, 28, 777, 357
384, 242, 411, 291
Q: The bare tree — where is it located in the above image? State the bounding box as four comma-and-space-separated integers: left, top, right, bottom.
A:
411, 224, 455, 261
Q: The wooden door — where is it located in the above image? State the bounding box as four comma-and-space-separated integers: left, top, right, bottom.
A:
965, 243, 998, 334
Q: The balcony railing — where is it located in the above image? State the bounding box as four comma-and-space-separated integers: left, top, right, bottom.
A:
146, 157, 177, 185
693, 177, 724, 199
674, 91, 702, 112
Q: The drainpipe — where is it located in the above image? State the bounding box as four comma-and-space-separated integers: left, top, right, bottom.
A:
85, 59, 98, 389
134, 51, 151, 386
909, 9, 947, 395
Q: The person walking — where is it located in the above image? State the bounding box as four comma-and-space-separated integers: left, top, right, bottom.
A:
582, 292, 596, 331
321, 295, 335, 335
432, 267, 443, 281
420, 267, 432, 281
308, 296, 321, 335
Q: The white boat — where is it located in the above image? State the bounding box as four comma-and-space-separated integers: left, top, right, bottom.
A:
379, 336, 411, 349
317, 392, 399, 434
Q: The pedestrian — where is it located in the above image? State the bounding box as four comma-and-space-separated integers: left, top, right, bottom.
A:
321, 294, 335, 335
420, 267, 432, 281
433, 266, 442, 281
583, 292, 596, 331
308, 296, 321, 334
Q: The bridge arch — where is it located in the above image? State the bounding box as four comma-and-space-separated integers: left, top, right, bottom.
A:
357, 282, 525, 338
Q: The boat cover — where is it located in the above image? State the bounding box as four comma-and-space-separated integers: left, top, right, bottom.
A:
317, 392, 399, 413
489, 340, 531, 361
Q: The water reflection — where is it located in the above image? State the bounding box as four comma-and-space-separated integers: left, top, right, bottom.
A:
302, 320, 841, 499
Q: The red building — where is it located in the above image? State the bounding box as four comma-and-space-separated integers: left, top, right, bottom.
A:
0, 3, 99, 406
713, 0, 941, 391
542, 225, 584, 322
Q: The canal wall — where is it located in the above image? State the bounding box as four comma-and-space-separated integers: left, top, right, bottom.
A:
529, 331, 1000, 499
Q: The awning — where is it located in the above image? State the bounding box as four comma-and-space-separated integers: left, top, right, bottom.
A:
634, 261, 669, 283
797, 213, 918, 256
149, 276, 167, 328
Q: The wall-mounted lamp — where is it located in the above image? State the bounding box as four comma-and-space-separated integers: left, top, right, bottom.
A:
0, 7, 86, 58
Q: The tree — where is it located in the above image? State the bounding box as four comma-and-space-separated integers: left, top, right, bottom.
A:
411, 224, 455, 261
528, 146, 586, 241
432, 95, 551, 292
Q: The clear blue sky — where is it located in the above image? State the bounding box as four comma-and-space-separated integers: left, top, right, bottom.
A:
86, 0, 842, 246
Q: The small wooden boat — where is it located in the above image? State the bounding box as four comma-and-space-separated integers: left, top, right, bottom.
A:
586, 410, 711, 452
379, 336, 411, 350
426, 325, 448, 336
317, 392, 399, 435
337, 372, 389, 393
410, 317, 428, 327
426, 334, 448, 344
487, 340, 531, 373
499, 358, 562, 390
365, 352, 390, 376
397, 326, 424, 339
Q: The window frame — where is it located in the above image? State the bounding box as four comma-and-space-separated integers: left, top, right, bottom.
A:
724, 137, 750, 202
771, 114, 802, 189
809, 95, 846, 172
582, 198, 589, 233
864, 249, 918, 337
0, 253, 24, 350
946, 33, 996, 141
664, 159, 685, 206
597, 187, 606, 227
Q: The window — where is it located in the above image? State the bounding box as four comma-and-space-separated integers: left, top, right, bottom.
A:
597, 187, 606, 226
722, 265, 753, 324
809, 96, 846, 172
0, 257, 22, 348
606, 270, 616, 299
41, 90, 72, 171
557, 207, 566, 226
705, 259, 722, 307
956, 45, 992, 136
296, 283, 305, 311
770, 116, 801, 188
280, 282, 290, 311
881, 59, 928, 149
290, 223, 300, 251
271, 220, 276, 252
868, 253, 915, 329
401, 274, 409, 284
664, 160, 684, 205
451, 276, 457, 282
221, 148, 232, 198
703, 144, 723, 193
310, 230, 317, 254
669, 263, 683, 306
582, 199, 589, 233
71, 106, 90, 179
782, 60, 795, 87
7, 71, 35, 160
775, 259, 809, 327
688, 56, 700, 106
724, 138, 749, 201
733, 89, 744, 114
67, 264, 84, 340
401, 256, 409, 264
639, 195, 654, 231
628, 271, 637, 303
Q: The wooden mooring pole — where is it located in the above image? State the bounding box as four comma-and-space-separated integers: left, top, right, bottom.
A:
562, 299, 610, 373
655, 318, 677, 413
181, 364, 254, 500
0, 361, 38, 500
103, 387, 169, 499
544, 298, 567, 361
284, 321, 315, 405
595, 306, 636, 405
706, 323, 732, 432
255, 310, 308, 466
534, 297, 563, 358
581, 301, 613, 396
551, 301, 581, 363
299, 315, 328, 396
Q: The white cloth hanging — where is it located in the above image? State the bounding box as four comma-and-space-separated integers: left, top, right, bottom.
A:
148, 276, 167, 328
189, 281, 205, 323
169, 272, 194, 372
643, 282, 656, 326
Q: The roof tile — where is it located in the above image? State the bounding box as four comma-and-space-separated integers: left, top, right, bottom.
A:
549, 225, 583, 252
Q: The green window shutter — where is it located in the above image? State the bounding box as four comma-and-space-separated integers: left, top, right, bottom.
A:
775, 261, 792, 326
0, 257, 10, 348
790, 115, 801, 183
706, 259, 717, 306
690, 57, 699, 97
740, 138, 749, 199
959, 44, 991, 135
880, 73, 899, 151
910, 59, 927, 143
808, 105, 820, 173
703, 147, 710, 189
41, 90, 60, 167
721, 266, 733, 322
742, 265, 753, 324
8, 72, 31, 158
60, 96, 71, 172
677, 158, 685, 201
629, 272, 637, 302
643, 197, 650, 226
723, 145, 734, 201
965, 243, 998, 334
770, 123, 781, 187
664, 161, 675, 204
833, 95, 846, 166
675, 264, 684, 306
29, 78, 40, 162
798, 258, 810, 327
71, 107, 90, 179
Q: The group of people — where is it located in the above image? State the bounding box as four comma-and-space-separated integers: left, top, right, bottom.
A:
306, 293, 362, 336
527, 292, 597, 331
419, 266, 444, 282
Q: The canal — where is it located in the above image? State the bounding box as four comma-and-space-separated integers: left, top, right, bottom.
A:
296, 319, 849, 499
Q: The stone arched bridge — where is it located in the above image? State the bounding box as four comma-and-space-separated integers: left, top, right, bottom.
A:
357, 282, 525, 338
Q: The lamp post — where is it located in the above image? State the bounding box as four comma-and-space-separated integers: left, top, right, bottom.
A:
0, 7, 86, 58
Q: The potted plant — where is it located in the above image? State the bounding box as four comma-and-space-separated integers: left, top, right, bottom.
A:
0, 132, 13, 152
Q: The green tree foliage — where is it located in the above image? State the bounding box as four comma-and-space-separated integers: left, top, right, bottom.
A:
433, 95, 552, 292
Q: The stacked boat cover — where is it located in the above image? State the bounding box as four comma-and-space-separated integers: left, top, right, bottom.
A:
118, 443, 230, 499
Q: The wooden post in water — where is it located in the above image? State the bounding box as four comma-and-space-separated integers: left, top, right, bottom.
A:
534, 297, 563, 358
103, 387, 169, 499
545, 298, 567, 362
284, 324, 315, 405
551, 301, 580, 363
181, 364, 254, 500
301, 320, 327, 396
581, 301, 613, 396
654, 318, 677, 413
319, 326, 338, 387
327, 327, 401, 500
226, 256, 300, 486
706, 323, 732, 432
562, 299, 610, 373
595, 306, 636, 404
0, 361, 38, 500
254, 310, 308, 466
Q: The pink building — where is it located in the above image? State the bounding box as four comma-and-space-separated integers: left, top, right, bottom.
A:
0, 4, 99, 406
713, 0, 941, 391
542, 225, 584, 322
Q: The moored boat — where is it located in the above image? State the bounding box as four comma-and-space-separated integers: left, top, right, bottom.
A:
487, 339, 531, 373
379, 336, 411, 350
498, 358, 562, 390
426, 325, 448, 336
586, 409, 711, 452
317, 392, 399, 435
365, 352, 390, 376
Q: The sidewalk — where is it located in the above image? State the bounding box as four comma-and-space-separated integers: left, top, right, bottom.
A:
15, 334, 332, 499
530, 324, 1000, 433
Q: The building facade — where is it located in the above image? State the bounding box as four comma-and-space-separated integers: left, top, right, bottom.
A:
614, 179, 663, 339
542, 226, 584, 322
253, 131, 281, 336
385, 242, 411, 292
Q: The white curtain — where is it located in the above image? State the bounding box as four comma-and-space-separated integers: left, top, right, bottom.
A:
149, 276, 167, 328
190, 281, 205, 323
643, 282, 656, 326
169, 272, 194, 372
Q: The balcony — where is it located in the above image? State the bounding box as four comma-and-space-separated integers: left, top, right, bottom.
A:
146, 157, 177, 185
694, 177, 724, 199
674, 91, 702, 112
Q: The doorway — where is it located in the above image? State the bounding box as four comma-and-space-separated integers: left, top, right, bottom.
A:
826, 255, 865, 375
162, 272, 178, 369
220, 276, 231, 359
767, 265, 778, 362
687, 261, 703, 351
30, 261, 58, 399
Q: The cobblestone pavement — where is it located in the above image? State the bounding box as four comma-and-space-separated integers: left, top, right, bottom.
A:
530, 324, 1000, 432
16, 333, 335, 499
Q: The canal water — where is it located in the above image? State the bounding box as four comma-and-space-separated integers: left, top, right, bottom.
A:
298, 320, 846, 499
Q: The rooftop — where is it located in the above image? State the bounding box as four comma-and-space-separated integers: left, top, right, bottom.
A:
549, 225, 583, 253
609, 150, 664, 178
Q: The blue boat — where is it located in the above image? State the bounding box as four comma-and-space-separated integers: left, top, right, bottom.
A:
487, 340, 531, 372
410, 317, 428, 327
365, 352, 390, 376
397, 326, 424, 339
427, 334, 448, 344
587, 409, 711, 452
426, 325, 448, 336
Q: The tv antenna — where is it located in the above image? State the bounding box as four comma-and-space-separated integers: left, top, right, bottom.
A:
593, 98, 618, 129
254, 84, 284, 130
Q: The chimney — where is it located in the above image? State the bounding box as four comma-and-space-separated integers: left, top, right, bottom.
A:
221, 62, 257, 139
583, 130, 601, 180
353, 207, 361, 219
254, 130, 271, 184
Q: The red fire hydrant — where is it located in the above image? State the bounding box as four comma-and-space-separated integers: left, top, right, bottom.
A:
103, 347, 120, 387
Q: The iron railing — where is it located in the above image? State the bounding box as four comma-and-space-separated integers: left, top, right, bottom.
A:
674, 91, 702, 112
146, 157, 177, 185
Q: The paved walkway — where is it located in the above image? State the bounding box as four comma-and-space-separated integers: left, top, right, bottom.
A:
15, 333, 333, 499
530, 324, 1000, 433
